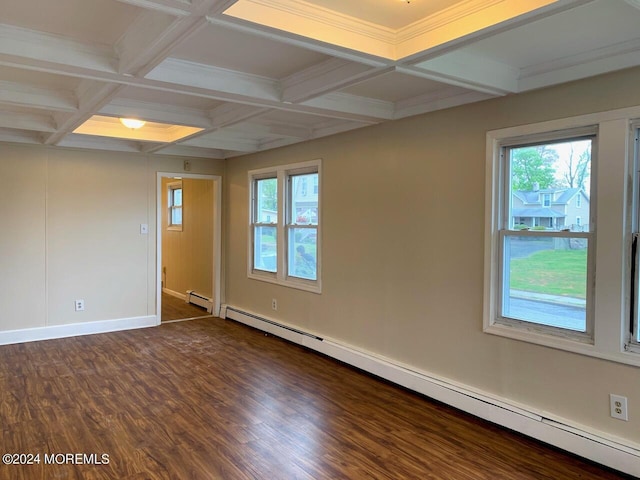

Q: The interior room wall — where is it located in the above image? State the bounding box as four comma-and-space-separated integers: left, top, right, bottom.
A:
161, 177, 214, 300
0, 144, 223, 333
224, 67, 640, 446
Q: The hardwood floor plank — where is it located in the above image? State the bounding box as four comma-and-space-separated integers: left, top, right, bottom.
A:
0, 319, 634, 479
161, 292, 211, 322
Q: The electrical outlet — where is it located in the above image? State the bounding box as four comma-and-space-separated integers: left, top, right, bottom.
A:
610, 394, 628, 421
272, 298, 278, 311
74, 299, 85, 312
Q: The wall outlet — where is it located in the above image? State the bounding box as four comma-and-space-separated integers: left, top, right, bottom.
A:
610, 394, 628, 421
74, 299, 85, 312
272, 298, 278, 311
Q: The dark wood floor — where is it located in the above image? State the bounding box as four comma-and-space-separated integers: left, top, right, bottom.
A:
0, 318, 633, 480
161, 292, 212, 322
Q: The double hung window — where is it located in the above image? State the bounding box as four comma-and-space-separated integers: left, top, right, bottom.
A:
486, 126, 597, 344
168, 181, 183, 231
249, 160, 321, 292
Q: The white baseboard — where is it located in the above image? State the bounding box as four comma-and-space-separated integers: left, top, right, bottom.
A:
163, 288, 186, 300
0, 315, 157, 346
223, 305, 640, 478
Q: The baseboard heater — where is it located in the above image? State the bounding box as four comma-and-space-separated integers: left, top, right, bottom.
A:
224, 306, 323, 341
186, 290, 213, 313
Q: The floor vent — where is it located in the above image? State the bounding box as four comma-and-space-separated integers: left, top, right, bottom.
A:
186, 290, 213, 313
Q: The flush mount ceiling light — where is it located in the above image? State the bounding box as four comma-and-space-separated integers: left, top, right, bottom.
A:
119, 118, 146, 129
74, 115, 203, 143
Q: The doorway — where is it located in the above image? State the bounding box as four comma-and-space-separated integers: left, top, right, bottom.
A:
156, 172, 221, 324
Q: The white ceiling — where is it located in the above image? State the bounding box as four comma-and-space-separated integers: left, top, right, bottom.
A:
1, 0, 640, 159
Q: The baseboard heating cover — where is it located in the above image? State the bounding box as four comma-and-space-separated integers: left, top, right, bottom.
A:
186, 290, 213, 313
222, 304, 640, 478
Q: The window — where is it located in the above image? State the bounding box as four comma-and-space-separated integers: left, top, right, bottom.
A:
576, 193, 582, 208
486, 109, 640, 366
252, 177, 277, 273
249, 160, 321, 292
497, 134, 595, 338
630, 124, 640, 349
168, 181, 183, 231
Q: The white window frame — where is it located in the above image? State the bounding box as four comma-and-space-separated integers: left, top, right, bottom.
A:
485, 107, 640, 367
496, 128, 597, 344
628, 122, 640, 353
248, 159, 321, 293
167, 181, 183, 232
576, 193, 582, 208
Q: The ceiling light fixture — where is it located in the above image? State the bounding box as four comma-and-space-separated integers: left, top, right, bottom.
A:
119, 118, 146, 129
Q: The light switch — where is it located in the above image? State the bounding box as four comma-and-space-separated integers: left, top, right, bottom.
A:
140, 223, 149, 234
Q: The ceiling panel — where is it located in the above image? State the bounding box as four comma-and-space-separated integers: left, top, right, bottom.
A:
0, 0, 140, 45
0, 66, 81, 91
464, 1, 640, 68
341, 72, 455, 103
171, 24, 330, 79
116, 86, 223, 111
303, 0, 462, 29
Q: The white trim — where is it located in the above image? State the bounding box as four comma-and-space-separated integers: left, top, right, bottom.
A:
247, 159, 322, 294
0, 315, 156, 346
484, 106, 640, 367
156, 172, 223, 322
223, 305, 640, 478
162, 288, 186, 300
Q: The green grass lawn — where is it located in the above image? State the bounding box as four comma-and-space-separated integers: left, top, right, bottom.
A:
509, 248, 587, 298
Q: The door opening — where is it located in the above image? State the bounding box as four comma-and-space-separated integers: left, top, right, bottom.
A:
156, 172, 221, 323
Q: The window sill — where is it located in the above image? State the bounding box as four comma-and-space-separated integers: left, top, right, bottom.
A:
484, 322, 640, 367
248, 271, 321, 294
167, 225, 183, 232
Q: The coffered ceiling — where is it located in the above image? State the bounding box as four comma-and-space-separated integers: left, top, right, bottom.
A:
1, 0, 639, 159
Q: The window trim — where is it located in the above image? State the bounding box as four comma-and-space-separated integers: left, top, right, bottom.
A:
248, 159, 322, 294
167, 181, 183, 232
495, 131, 597, 343
628, 122, 640, 353
485, 107, 640, 367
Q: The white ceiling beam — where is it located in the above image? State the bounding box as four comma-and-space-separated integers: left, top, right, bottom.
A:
0, 24, 117, 74
57, 133, 143, 153
0, 80, 77, 113
0, 128, 43, 145
0, 31, 391, 124
393, 88, 495, 120
147, 58, 281, 102
229, 122, 310, 139
399, 51, 520, 96
44, 81, 125, 145
151, 144, 226, 158
180, 134, 258, 152
117, 10, 190, 74
208, 103, 270, 129
100, 99, 213, 128
281, 58, 392, 104
0, 112, 57, 133
310, 120, 367, 140
519, 37, 640, 92
301, 93, 394, 121
114, 0, 193, 16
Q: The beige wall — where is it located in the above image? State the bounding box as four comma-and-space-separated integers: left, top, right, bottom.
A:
224, 67, 640, 445
161, 177, 214, 299
0, 144, 224, 330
